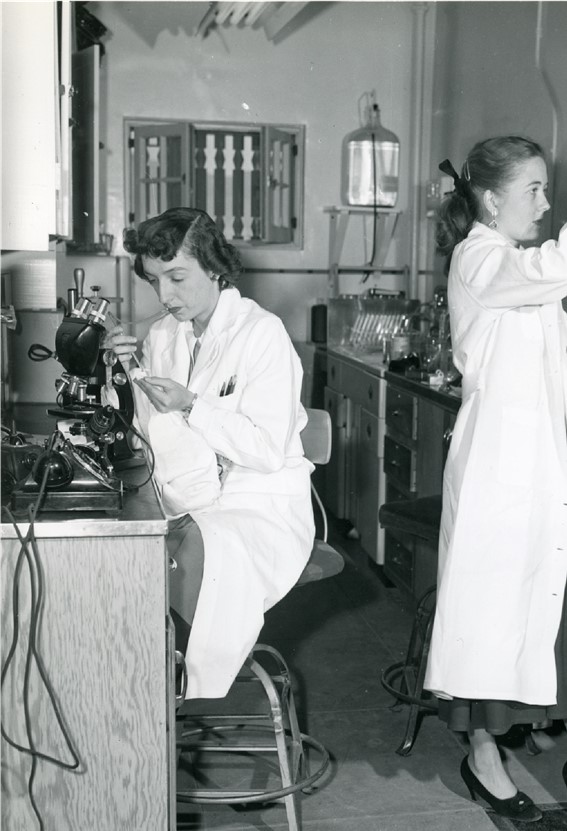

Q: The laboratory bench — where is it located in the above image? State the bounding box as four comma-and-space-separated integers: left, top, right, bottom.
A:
1, 443, 176, 831
306, 344, 460, 601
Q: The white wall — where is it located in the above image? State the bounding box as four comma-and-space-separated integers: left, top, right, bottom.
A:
89, 1, 418, 340
430, 2, 567, 243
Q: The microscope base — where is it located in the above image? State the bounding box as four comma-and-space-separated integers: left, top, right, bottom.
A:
10, 474, 123, 514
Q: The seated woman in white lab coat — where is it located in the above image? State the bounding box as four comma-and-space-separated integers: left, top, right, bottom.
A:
424, 136, 567, 822
105, 207, 315, 700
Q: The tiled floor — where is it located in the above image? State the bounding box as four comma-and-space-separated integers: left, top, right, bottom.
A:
176, 524, 567, 830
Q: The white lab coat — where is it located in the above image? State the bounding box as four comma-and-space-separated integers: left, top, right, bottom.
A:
424, 222, 567, 705
131, 288, 315, 699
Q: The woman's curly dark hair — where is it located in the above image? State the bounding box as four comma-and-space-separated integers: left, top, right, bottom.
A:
123, 207, 243, 289
436, 136, 545, 265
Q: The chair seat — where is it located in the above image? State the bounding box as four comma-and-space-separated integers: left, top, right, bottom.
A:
296, 540, 345, 586
378, 496, 442, 544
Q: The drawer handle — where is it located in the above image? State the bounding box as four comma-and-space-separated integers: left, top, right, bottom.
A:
368, 385, 373, 400
330, 366, 335, 379
392, 409, 400, 416
443, 427, 453, 444
366, 423, 372, 439
390, 460, 400, 468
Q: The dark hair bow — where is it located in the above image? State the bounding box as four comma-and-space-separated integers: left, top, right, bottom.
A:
439, 158, 468, 196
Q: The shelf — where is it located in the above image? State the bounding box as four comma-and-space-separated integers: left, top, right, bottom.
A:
324, 206, 403, 297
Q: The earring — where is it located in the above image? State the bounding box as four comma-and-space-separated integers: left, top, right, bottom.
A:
210, 273, 219, 281
489, 210, 498, 230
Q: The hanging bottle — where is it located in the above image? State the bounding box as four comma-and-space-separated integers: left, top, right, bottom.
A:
341, 93, 400, 207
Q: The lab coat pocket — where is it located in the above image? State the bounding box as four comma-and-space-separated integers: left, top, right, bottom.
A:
497, 406, 538, 487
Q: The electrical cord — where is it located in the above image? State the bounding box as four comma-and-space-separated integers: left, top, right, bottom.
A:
27, 343, 55, 362
114, 409, 156, 489
1, 468, 82, 830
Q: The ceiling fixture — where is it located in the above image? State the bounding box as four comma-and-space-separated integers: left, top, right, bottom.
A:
196, 2, 311, 42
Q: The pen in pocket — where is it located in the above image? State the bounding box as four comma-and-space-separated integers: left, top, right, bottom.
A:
220, 375, 237, 396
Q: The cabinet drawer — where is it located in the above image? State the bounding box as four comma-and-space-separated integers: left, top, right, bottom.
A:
326, 356, 343, 390
342, 367, 381, 411
384, 529, 413, 591
384, 435, 416, 493
386, 387, 416, 441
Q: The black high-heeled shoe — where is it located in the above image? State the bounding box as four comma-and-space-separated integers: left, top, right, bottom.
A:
460, 757, 542, 822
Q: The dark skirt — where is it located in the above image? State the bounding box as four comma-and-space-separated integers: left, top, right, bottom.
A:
438, 582, 567, 735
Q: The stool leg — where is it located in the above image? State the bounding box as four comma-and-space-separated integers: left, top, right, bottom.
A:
395, 601, 436, 756
252, 645, 306, 782
248, 655, 301, 831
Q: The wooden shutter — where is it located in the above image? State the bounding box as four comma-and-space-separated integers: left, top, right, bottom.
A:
262, 126, 296, 243
131, 122, 190, 224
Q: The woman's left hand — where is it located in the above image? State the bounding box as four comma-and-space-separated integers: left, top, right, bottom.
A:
135, 376, 195, 414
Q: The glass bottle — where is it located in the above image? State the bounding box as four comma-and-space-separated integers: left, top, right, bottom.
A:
341, 103, 400, 207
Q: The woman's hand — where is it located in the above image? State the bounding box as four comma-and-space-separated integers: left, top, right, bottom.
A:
134, 376, 195, 414
102, 325, 138, 365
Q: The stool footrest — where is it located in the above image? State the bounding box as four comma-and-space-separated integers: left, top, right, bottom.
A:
177, 732, 330, 804
381, 662, 438, 712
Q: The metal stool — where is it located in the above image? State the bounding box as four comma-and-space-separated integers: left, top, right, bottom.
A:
379, 496, 442, 756
176, 409, 343, 830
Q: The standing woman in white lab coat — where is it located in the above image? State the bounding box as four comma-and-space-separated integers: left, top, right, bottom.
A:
424, 136, 567, 823
105, 207, 315, 700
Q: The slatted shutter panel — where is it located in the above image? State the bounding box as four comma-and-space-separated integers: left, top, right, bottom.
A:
193, 127, 261, 241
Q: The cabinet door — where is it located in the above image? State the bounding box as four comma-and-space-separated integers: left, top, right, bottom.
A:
71, 45, 101, 246
323, 386, 349, 518
355, 407, 381, 561
2, 3, 59, 249
131, 122, 191, 225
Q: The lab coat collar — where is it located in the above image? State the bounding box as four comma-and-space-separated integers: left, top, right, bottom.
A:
196, 287, 243, 344
159, 288, 242, 374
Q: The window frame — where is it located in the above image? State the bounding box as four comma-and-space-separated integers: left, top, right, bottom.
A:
123, 117, 305, 250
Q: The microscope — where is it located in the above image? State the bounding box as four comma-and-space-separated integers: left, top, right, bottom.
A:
7, 269, 138, 514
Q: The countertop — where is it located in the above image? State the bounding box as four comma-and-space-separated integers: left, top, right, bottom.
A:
326, 345, 461, 413
1, 462, 167, 538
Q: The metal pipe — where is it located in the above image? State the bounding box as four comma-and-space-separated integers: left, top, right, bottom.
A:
535, 0, 559, 232
409, 3, 428, 299
244, 267, 409, 275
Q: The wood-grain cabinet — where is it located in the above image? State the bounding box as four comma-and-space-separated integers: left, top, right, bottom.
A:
324, 351, 385, 564
383, 373, 458, 599
1, 481, 176, 831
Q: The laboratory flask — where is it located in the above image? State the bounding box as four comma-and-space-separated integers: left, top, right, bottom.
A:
341, 103, 399, 207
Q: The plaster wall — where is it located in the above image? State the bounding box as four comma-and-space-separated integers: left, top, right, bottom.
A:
89, 1, 417, 340
430, 1, 567, 251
